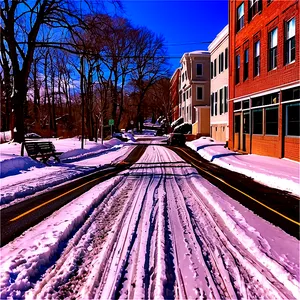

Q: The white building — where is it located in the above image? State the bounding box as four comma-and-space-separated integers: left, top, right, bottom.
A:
208, 25, 229, 142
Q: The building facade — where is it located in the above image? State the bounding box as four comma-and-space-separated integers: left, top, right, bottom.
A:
170, 68, 181, 122
208, 25, 229, 142
179, 51, 211, 136
229, 0, 299, 161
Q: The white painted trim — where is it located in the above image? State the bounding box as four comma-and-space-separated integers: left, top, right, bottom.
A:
211, 120, 229, 125
230, 81, 300, 102
281, 99, 300, 104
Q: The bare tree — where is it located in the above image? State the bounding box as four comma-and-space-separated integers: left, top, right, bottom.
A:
130, 27, 170, 131
0, 0, 121, 142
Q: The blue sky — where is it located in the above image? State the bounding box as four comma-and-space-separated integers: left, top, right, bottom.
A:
122, 0, 228, 72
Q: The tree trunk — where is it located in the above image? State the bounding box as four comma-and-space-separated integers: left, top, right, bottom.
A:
13, 78, 26, 142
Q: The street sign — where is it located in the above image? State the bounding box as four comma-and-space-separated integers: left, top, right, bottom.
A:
109, 119, 114, 126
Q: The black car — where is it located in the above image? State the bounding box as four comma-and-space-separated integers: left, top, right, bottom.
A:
167, 133, 186, 146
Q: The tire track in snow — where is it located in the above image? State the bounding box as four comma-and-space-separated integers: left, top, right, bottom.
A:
178, 174, 296, 299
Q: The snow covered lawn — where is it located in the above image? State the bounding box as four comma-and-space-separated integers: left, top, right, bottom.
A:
187, 137, 300, 197
0, 138, 135, 207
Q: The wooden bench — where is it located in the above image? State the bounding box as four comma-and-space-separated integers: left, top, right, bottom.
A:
21, 141, 61, 163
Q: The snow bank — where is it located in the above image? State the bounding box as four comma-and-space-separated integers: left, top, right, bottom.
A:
0, 131, 12, 143
187, 137, 300, 197
1, 176, 123, 299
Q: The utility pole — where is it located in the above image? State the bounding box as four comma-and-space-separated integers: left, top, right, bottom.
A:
80, 55, 85, 149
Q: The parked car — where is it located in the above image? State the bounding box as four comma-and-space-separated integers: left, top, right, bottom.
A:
24, 133, 42, 139
167, 133, 186, 146
112, 132, 128, 142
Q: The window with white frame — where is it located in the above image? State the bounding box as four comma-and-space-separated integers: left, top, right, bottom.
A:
235, 54, 240, 84
196, 63, 203, 76
224, 86, 228, 112
285, 18, 295, 65
269, 28, 278, 70
214, 91, 218, 115
225, 48, 228, 69
249, 0, 261, 21
244, 48, 249, 80
210, 62, 213, 79
237, 3, 244, 32
197, 86, 203, 100
220, 88, 223, 114
254, 40, 260, 76
210, 94, 214, 116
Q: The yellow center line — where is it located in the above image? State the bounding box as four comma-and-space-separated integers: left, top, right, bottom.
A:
9, 171, 116, 223
175, 147, 300, 226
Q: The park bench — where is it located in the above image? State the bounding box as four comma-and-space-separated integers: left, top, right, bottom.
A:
21, 141, 61, 163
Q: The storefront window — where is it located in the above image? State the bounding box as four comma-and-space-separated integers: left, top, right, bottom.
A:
243, 112, 250, 133
266, 107, 278, 135
286, 102, 300, 136
252, 109, 263, 134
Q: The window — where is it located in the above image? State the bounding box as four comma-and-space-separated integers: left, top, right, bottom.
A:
214, 92, 218, 115
197, 87, 203, 100
235, 115, 240, 133
244, 48, 249, 80
182, 73, 184, 82
252, 109, 263, 134
196, 63, 203, 76
220, 52, 224, 72
249, 0, 261, 21
254, 40, 260, 76
218, 53, 224, 73
211, 62, 213, 79
266, 106, 278, 135
269, 28, 278, 70
243, 111, 250, 133
211, 94, 214, 116
235, 54, 240, 84
282, 87, 300, 101
225, 48, 228, 69
243, 100, 249, 109
286, 102, 300, 136
237, 3, 244, 32
285, 18, 295, 65
234, 102, 241, 111
214, 59, 217, 77
252, 96, 262, 107
220, 88, 223, 114
224, 86, 228, 112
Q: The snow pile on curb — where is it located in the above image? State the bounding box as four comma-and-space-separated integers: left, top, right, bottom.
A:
187, 137, 300, 197
0, 176, 123, 299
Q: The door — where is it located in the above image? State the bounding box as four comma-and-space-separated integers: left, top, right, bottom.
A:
234, 114, 241, 150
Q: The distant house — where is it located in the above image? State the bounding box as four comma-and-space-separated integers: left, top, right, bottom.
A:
179, 51, 211, 136
170, 68, 181, 122
208, 25, 229, 142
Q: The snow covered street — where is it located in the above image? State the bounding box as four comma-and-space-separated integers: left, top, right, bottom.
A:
1, 145, 299, 299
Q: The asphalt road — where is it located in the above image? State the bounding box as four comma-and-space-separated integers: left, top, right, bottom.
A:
170, 145, 300, 240
2, 142, 298, 246
0, 145, 147, 246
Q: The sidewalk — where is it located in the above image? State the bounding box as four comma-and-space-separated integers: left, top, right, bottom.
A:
186, 137, 300, 197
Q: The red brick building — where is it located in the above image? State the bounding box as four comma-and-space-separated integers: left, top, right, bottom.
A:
170, 68, 181, 122
228, 0, 299, 161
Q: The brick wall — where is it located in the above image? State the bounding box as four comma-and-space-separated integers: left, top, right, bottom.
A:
228, 0, 299, 161
284, 137, 300, 161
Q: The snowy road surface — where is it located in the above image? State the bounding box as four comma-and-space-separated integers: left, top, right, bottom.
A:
1, 146, 299, 299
